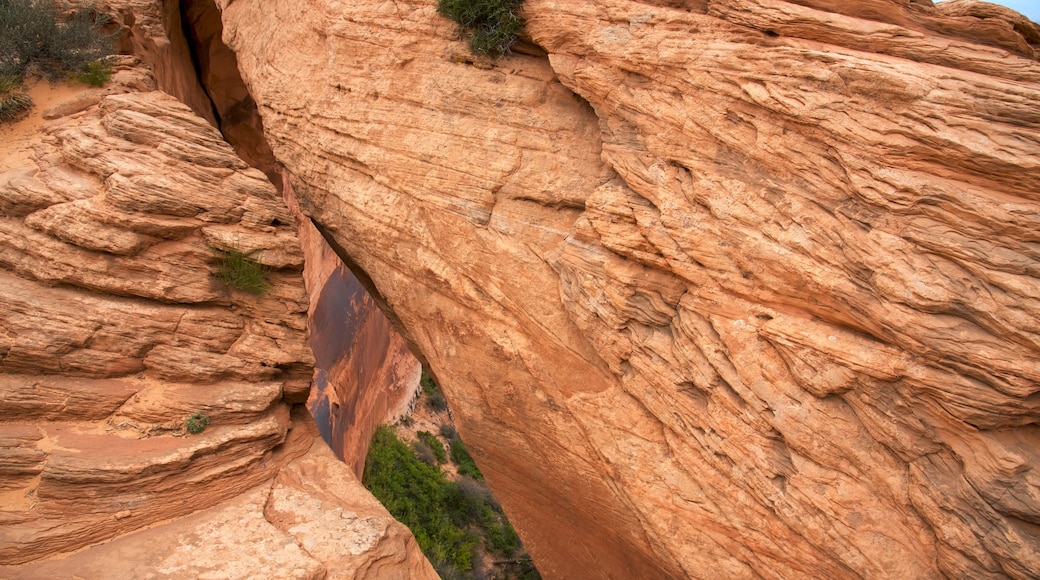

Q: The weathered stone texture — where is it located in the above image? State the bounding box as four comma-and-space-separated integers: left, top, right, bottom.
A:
0, 53, 434, 578
220, 0, 1040, 577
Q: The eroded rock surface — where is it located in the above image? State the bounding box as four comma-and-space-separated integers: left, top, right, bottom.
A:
0, 58, 434, 578
219, 0, 1040, 577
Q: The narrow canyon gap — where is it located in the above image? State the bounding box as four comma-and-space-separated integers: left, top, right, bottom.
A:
174, 0, 424, 475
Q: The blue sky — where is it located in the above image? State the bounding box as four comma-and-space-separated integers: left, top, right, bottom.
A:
937, 0, 1040, 22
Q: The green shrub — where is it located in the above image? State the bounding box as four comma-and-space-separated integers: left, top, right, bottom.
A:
185, 412, 210, 434
0, 0, 114, 80
420, 369, 437, 396
421, 370, 450, 412
417, 430, 447, 464
437, 0, 525, 57
216, 248, 269, 294
364, 425, 479, 572
73, 59, 112, 87
364, 425, 534, 576
450, 437, 483, 481
0, 75, 32, 121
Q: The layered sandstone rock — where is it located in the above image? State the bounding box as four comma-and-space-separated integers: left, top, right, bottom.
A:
219, 0, 1040, 577
0, 58, 435, 577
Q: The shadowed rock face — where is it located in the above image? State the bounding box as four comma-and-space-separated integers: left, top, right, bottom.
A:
306, 257, 421, 477
217, 0, 1040, 577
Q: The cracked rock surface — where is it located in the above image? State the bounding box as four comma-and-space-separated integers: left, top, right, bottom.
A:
218, 0, 1040, 577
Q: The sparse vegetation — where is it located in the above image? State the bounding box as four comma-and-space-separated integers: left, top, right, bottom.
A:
437, 0, 525, 57
0, 0, 115, 124
73, 59, 112, 87
0, 74, 32, 121
422, 369, 449, 412
216, 248, 269, 294
185, 412, 210, 434
0, 0, 114, 80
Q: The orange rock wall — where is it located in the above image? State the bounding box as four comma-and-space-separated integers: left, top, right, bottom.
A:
0, 3, 434, 574
218, 0, 1040, 577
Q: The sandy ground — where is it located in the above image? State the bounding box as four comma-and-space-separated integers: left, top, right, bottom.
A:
0, 78, 86, 172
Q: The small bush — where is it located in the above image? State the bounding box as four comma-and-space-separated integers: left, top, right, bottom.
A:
185, 412, 210, 434
73, 59, 112, 87
450, 437, 483, 480
412, 440, 439, 466
399, 414, 414, 427
0, 75, 32, 121
421, 370, 450, 412
216, 248, 269, 294
0, 0, 114, 80
427, 389, 448, 412
420, 369, 437, 396
439, 423, 458, 441
437, 0, 525, 57
418, 430, 447, 464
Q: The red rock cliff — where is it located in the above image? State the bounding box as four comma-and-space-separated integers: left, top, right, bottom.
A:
0, 3, 434, 574
216, 0, 1040, 577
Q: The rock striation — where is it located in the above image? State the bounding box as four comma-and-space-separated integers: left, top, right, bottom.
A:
218, 0, 1040, 577
0, 55, 435, 577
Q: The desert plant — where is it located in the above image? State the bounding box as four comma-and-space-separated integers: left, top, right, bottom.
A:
364, 425, 535, 577
427, 389, 448, 412
412, 440, 439, 466
437, 0, 525, 57
364, 425, 479, 572
0, 0, 114, 80
439, 423, 458, 441
421, 370, 450, 412
185, 412, 210, 434
0, 74, 32, 121
450, 437, 483, 481
216, 248, 269, 294
73, 59, 112, 87
418, 430, 448, 464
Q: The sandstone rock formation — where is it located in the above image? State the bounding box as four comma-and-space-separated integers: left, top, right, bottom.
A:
217, 0, 1040, 577
303, 224, 422, 477
0, 57, 434, 577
